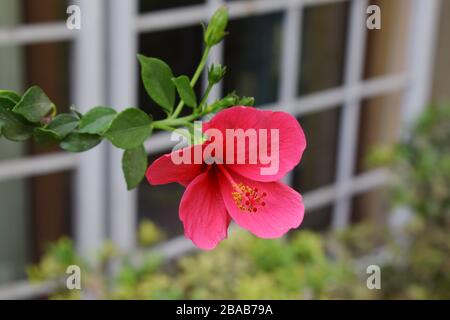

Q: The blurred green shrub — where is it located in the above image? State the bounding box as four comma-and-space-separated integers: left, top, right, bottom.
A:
365, 104, 450, 299
29, 224, 363, 299
380, 222, 450, 299
176, 231, 360, 299
369, 104, 450, 224
28, 237, 82, 283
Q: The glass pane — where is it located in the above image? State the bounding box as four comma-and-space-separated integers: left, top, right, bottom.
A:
293, 107, 341, 193
25, 41, 72, 155
301, 205, 332, 231
363, 0, 410, 79
140, 0, 205, 13
351, 188, 389, 228
0, 0, 70, 26
22, 0, 69, 24
356, 92, 403, 174
0, 178, 29, 284
23, 42, 71, 108
224, 12, 283, 106
298, 2, 349, 95
30, 171, 73, 258
0, 41, 72, 158
138, 152, 185, 239
0, 41, 26, 161
0, 1, 75, 285
0, 171, 73, 284
139, 26, 204, 121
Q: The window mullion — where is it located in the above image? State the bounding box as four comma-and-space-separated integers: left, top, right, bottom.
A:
332, 0, 368, 230
107, 0, 139, 252
279, 1, 303, 186
73, 0, 108, 257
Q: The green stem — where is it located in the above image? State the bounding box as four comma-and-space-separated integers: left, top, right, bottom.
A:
153, 123, 178, 132
171, 46, 211, 119
154, 101, 216, 130
197, 82, 213, 113
154, 114, 197, 128
191, 46, 211, 86
153, 123, 192, 141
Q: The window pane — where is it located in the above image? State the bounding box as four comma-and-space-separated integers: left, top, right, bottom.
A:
224, 13, 283, 105
293, 107, 341, 193
138, 152, 185, 239
301, 206, 333, 231
22, 0, 69, 24
0, 41, 72, 158
351, 188, 389, 227
25, 41, 72, 155
139, 26, 204, 121
0, 0, 74, 285
0, 41, 26, 161
0, 0, 70, 26
140, 0, 205, 13
363, 0, 410, 79
0, 178, 29, 284
298, 2, 349, 95
356, 92, 403, 174
291, 107, 341, 230
24, 42, 71, 109
0, 171, 73, 284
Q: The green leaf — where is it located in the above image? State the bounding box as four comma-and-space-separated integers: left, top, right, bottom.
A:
172, 75, 197, 108
60, 132, 102, 153
32, 114, 79, 146
13, 86, 55, 123
70, 106, 83, 119
138, 55, 175, 114
122, 145, 148, 190
0, 90, 20, 103
0, 122, 33, 141
47, 114, 79, 139
0, 90, 21, 109
0, 114, 4, 132
34, 128, 60, 146
0, 105, 33, 141
104, 108, 153, 150
78, 106, 117, 134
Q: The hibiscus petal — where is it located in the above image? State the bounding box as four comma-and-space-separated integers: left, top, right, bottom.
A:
146, 145, 205, 186
180, 170, 231, 250
204, 106, 306, 182
217, 167, 304, 238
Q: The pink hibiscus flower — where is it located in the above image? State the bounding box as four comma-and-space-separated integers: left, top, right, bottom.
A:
146, 106, 307, 250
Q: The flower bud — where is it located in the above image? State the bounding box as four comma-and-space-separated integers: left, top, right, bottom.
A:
204, 7, 229, 47
206, 93, 238, 113
208, 64, 227, 84
238, 96, 255, 106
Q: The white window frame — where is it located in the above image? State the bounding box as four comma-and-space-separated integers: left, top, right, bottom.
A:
0, 0, 441, 299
